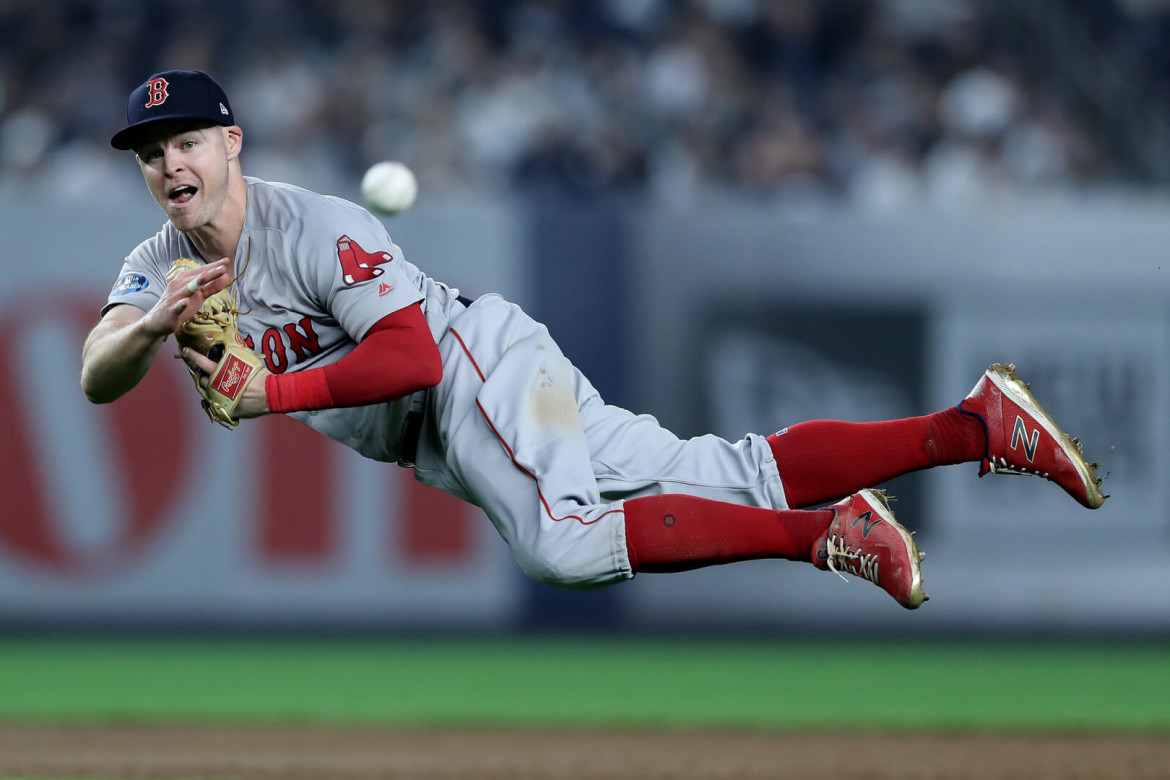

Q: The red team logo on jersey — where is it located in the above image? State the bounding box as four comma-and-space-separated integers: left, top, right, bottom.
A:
145, 78, 169, 107
336, 235, 393, 286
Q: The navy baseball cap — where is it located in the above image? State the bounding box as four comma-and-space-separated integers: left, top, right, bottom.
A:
110, 70, 235, 150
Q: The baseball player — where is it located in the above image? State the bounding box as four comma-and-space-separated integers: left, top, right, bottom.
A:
81, 71, 1107, 610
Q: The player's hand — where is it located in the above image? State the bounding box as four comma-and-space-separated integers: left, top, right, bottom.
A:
141, 258, 232, 339
179, 346, 272, 420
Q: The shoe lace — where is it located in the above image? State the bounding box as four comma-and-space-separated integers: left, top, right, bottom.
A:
824, 534, 879, 586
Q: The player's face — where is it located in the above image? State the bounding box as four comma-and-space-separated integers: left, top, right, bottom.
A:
135, 125, 238, 232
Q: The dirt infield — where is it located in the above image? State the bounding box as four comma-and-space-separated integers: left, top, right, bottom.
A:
0, 725, 1167, 779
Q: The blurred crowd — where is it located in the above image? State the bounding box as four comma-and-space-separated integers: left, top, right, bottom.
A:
0, 0, 1163, 210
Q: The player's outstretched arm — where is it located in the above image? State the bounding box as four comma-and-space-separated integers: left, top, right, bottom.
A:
81, 260, 231, 404
177, 303, 442, 421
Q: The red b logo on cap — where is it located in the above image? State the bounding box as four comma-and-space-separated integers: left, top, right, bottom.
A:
145, 78, 169, 108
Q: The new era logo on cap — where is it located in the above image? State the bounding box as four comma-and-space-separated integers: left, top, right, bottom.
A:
110, 70, 235, 150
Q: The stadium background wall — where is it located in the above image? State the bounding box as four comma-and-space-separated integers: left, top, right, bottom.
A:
1, 189, 1167, 636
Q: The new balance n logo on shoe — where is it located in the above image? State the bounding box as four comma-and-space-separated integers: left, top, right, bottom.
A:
1011, 415, 1040, 462
849, 510, 883, 539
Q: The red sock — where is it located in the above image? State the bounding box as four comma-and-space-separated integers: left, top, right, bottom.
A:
766, 406, 986, 508
623, 494, 833, 573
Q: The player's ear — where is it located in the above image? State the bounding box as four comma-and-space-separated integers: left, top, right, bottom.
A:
224, 126, 243, 161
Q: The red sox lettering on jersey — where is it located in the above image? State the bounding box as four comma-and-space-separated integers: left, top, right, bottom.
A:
242, 317, 324, 374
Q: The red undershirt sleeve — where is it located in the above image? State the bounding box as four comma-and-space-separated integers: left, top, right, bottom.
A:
265, 303, 441, 413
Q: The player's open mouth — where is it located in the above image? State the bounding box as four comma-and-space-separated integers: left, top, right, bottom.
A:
169, 185, 198, 205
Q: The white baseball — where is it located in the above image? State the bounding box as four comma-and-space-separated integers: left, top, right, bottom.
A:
361, 161, 418, 215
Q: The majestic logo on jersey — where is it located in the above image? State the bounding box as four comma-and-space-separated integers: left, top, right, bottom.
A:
378, 283, 394, 297
111, 273, 149, 295
1010, 415, 1040, 462
211, 353, 255, 400
145, 78, 169, 108
336, 235, 393, 286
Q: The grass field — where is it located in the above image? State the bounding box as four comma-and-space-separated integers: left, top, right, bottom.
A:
0, 636, 1165, 731
0, 637, 1167, 778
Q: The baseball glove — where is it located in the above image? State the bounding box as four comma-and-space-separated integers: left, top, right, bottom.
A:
166, 257, 265, 429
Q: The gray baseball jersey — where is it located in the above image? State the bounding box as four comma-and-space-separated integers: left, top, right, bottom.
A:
106, 177, 788, 588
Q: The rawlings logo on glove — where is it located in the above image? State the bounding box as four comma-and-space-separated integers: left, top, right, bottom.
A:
166, 256, 264, 428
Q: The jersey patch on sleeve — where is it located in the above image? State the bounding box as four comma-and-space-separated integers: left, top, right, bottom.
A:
336, 235, 393, 286
111, 273, 149, 296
